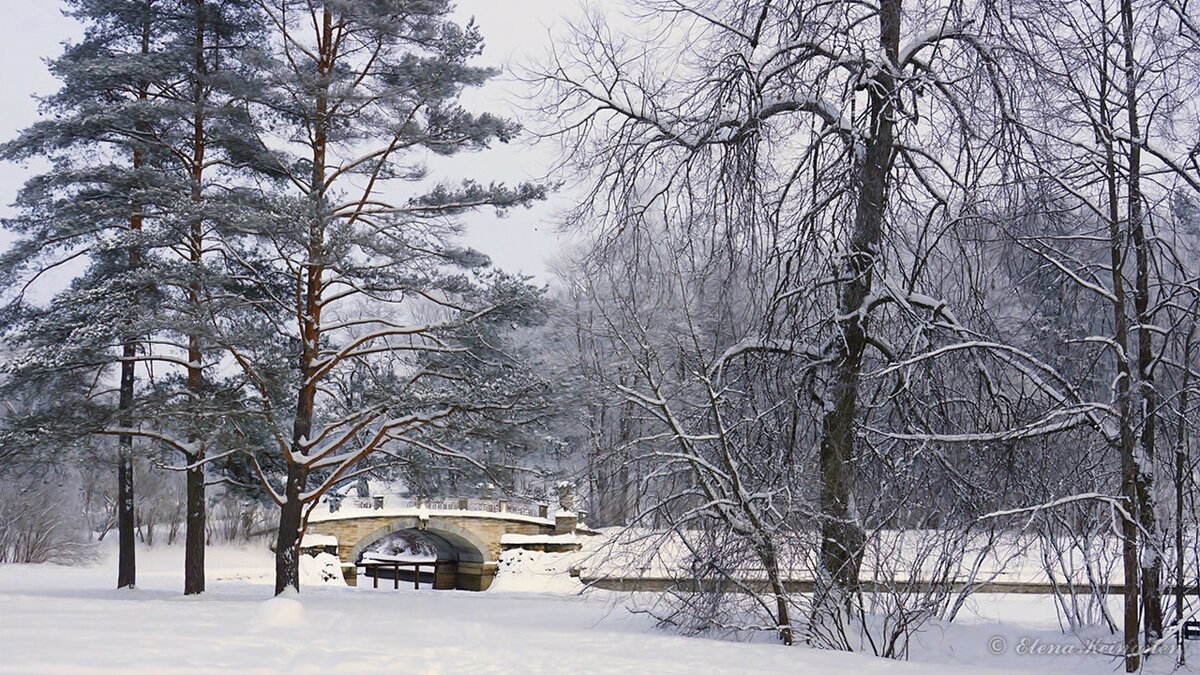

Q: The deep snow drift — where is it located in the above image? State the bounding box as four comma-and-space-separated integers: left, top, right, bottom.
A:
0, 543, 1189, 674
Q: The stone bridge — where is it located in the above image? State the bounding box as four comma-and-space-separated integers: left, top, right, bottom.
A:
305, 497, 579, 591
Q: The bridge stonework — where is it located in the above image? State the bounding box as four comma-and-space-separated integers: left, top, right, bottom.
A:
306, 512, 557, 591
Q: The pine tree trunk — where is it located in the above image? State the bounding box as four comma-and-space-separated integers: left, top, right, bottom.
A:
117, 157, 145, 591
184, 461, 205, 595
275, 375, 316, 595
116, 0, 156, 594
116, 350, 137, 590
182, 0, 208, 597
272, 5, 332, 596
116, 216, 140, 591
815, 0, 900, 602
274, 465, 305, 595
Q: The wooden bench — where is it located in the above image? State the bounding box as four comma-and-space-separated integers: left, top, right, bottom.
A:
357, 560, 433, 590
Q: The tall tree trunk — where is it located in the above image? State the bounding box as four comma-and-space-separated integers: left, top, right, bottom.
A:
1109, 177, 1142, 675
117, 7, 154, 590
1099, 64, 1141, 675
117, 339, 137, 590
184, 461, 205, 594
274, 6, 332, 595
1119, 0, 1163, 643
183, 0, 208, 597
816, 0, 900, 603
760, 540, 794, 645
617, 372, 635, 524
1092, 6, 1142, 666
274, 464, 306, 595
1174, 324, 1194, 667
117, 151, 144, 590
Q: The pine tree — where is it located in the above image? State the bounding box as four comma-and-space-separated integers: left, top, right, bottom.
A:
232, 0, 547, 594
0, 0, 184, 589
136, 0, 267, 596
0, 0, 268, 594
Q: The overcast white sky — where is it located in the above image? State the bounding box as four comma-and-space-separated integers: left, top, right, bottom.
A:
0, 0, 589, 282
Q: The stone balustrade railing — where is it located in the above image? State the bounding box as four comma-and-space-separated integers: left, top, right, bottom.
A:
327, 493, 568, 521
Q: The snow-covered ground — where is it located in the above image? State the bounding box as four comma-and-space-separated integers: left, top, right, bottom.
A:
0, 543, 1190, 674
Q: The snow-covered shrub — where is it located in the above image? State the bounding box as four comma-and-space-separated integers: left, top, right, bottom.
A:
0, 478, 97, 565
806, 527, 1003, 658
299, 552, 346, 585
492, 548, 583, 593
206, 494, 278, 544
133, 459, 186, 547
1030, 509, 1121, 631
76, 458, 191, 547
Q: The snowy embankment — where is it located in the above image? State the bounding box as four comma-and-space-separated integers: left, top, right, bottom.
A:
0, 542, 1186, 674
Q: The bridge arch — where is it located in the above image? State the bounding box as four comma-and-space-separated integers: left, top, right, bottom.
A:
348, 517, 489, 565
305, 506, 569, 591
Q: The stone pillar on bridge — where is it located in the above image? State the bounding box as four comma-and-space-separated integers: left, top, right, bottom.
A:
555, 481, 575, 511
553, 481, 578, 534
554, 511, 577, 535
